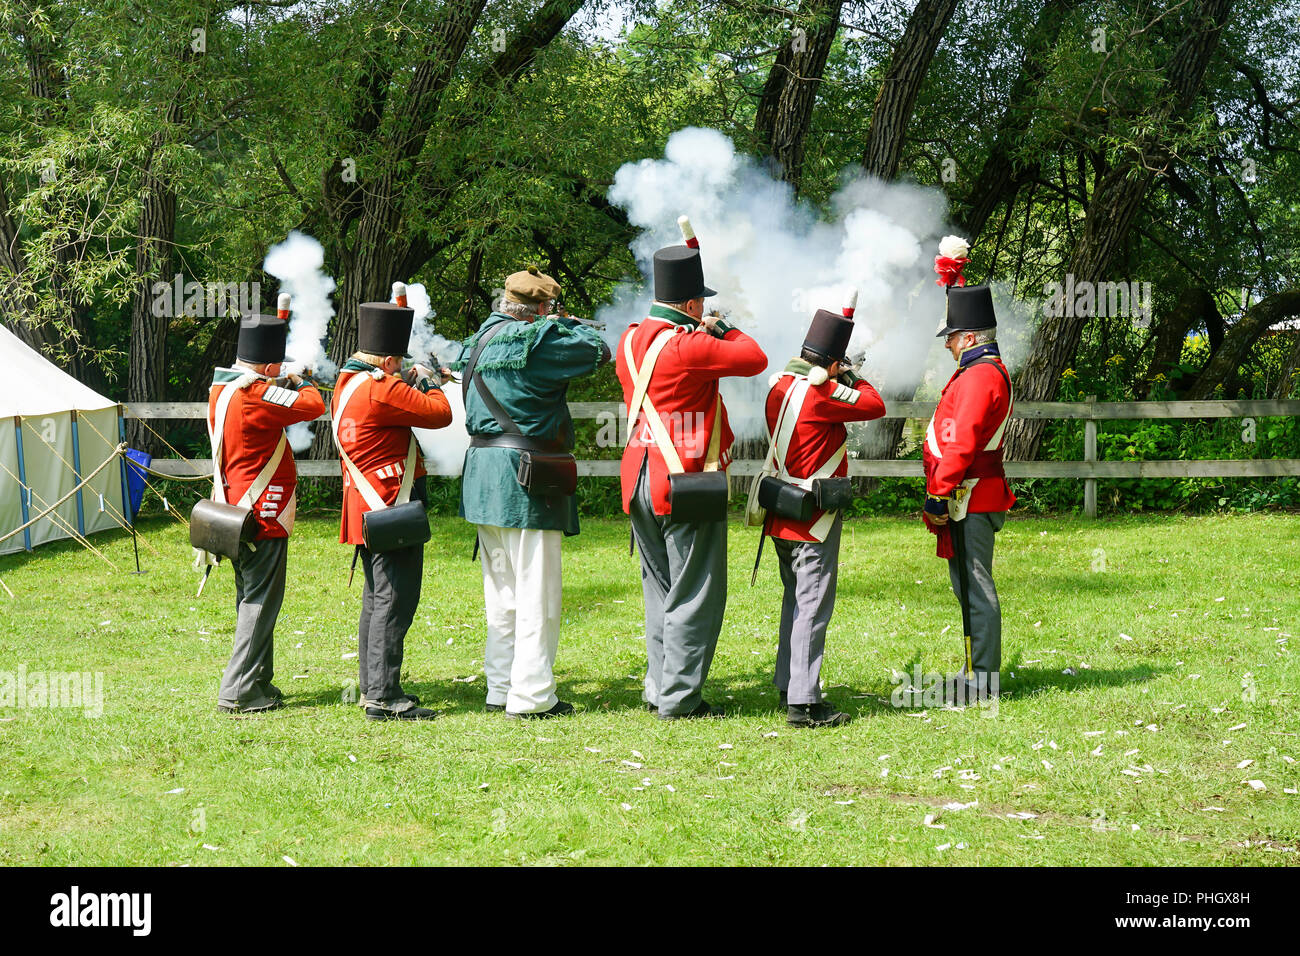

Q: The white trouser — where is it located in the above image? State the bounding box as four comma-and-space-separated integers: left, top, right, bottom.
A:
477, 525, 563, 714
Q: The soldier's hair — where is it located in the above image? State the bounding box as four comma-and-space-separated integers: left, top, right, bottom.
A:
657, 298, 702, 310
971, 328, 997, 345
800, 347, 833, 368
498, 298, 546, 319
353, 350, 396, 366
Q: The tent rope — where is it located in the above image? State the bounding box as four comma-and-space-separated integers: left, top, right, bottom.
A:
128, 461, 212, 482
127, 413, 210, 478
16, 420, 156, 554
0, 446, 123, 566
80, 412, 197, 530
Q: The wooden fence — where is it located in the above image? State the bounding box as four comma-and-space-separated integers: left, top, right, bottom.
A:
125, 398, 1300, 518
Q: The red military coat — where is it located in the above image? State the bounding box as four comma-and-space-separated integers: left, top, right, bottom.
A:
332, 364, 453, 545
616, 305, 768, 515
207, 371, 326, 539
923, 353, 1016, 514
764, 363, 886, 541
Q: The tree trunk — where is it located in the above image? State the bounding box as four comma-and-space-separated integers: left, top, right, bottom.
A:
0, 177, 52, 353
1185, 290, 1300, 399
1144, 286, 1217, 396
860, 0, 960, 180
1275, 331, 1300, 400
1002, 0, 1234, 461
854, 0, 960, 462
753, 0, 845, 192
126, 137, 177, 455
1, 10, 100, 382
955, 0, 1080, 239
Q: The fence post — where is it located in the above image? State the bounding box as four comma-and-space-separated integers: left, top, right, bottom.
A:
1084, 394, 1097, 519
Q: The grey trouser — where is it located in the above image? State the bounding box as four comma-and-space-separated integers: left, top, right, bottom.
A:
947, 510, 1005, 675
772, 513, 842, 706
219, 537, 288, 709
358, 543, 423, 712
629, 462, 727, 717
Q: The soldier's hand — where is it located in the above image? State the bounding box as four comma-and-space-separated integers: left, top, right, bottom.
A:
437, 366, 455, 385
407, 363, 436, 385
923, 495, 951, 524
286, 372, 304, 387
700, 312, 728, 336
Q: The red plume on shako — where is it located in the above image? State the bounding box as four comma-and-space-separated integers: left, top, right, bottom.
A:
392, 281, 409, 308
276, 292, 291, 321
677, 215, 699, 249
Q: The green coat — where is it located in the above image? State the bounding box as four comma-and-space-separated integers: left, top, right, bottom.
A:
453, 313, 607, 534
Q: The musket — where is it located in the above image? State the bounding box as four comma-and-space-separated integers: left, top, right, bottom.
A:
554, 301, 605, 331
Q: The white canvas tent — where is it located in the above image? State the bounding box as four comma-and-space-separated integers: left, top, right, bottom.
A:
0, 323, 129, 556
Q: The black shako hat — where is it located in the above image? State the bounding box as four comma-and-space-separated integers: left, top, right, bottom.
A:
236, 314, 289, 365
802, 309, 854, 363
936, 284, 997, 337
653, 245, 717, 302
358, 302, 415, 358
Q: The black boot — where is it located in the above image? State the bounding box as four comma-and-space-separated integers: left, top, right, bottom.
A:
658, 700, 724, 721
507, 700, 575, 720
365, 705, 439, 721
943, 672, 998, 705
787, 701, 851, 728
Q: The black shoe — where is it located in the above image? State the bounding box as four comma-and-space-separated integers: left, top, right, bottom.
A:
485, 702, 506, 713
507, 700, 575, 720
943, 673, 998, 705
787, 702, 851, 728
645, 702, 659, 714
658, 700, 724, 721
365, 705, 440, 721
218, 698, 283, 716
359, 693, 421, 708
778, 691, 788, 709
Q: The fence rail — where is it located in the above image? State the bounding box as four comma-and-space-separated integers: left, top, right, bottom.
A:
123, 399, 1300, 518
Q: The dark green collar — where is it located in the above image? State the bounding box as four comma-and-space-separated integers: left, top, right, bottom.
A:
342, 358, 379, 373
648, 303, 697, 327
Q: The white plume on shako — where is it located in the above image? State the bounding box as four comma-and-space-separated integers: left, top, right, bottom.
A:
263, 230, 339, 453
392, 281, 471, 477
595, 127, 1035, 444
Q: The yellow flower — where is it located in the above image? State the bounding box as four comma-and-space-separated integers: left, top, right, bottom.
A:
1153, 373, 1167, 382
1062, 369, 1077, 379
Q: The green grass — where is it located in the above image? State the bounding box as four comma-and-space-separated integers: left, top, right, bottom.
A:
1, 511, 1297, 866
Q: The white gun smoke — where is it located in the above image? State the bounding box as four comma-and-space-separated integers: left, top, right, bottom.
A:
264, 231, 339, 454
265, 231, 338, 382
596, 127, 1035, 441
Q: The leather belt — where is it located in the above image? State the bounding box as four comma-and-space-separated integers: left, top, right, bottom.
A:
470, 433, 565, 453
